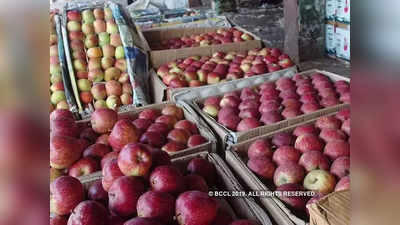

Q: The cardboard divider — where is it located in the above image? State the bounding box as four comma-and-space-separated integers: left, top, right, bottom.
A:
179, 69, 350, 149
77, 101, 216, 158
308, 190, 350, 225
225, 109, 350, 225
79, 151, 273, 225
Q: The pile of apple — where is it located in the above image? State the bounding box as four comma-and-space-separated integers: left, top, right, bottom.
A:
50, 104, 209, 180
50, 13, 69, 111
50, 155, 261, 225
201, 73, 350, 132
66, 8, 133, 110
245, 108, 350, 212
156, 48, 294, 88
151, 27, 255, 50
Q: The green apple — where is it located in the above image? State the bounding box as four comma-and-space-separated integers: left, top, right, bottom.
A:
77, 79, 92, 92
82, 9, 95, 24
98, 32, 110, 47
115, 46, 125, 59
51, 91, 66, 105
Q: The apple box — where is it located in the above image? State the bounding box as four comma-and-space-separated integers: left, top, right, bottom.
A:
336, 0, 351, 24
176, 69, 350, 150
335, 24, 350, 61
79, 152, 273, 224
226, 108, 350, 225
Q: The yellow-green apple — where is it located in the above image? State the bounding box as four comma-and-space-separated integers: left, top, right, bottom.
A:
77, 79, 92, 92
106, 20, 119, 34
82, 23, 95, 35
98, 32, 110, 46
67, 21, 81, 32
105, 67, 121, 81
303, 170, 336, 194
82, 9, 95, 23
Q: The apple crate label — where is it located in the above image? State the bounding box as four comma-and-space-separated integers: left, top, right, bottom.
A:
325, 23, 336, 56
325, 0, 337, 21
335, 26, 350, 61
336, 0, 351, 24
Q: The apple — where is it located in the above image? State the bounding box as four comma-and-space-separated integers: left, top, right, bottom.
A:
335, 175, 350, 191
184, 174, 208, 192
187, 158, 216, 185
260, 111, 283, 125
72, 50, 86, 60
82, 23, 95, 35
88, 57, 102, 70
118, 143, 152, 176
341, 119, 350, 135
94, 100, 107, 109
50, 109, 74, 121
247, 157, 276, 179
241, 33, 254, 40
324, 140, 350, 160
303, 170, 336, 194
139, 131, 166, 148
149, 148, 172, 168
187, 135, 208, 148
50, 176, 84, 215
67, 10, 81, 21
319, 128, 347, 142
293, 124, 319, 137
330, 156, 350, 178
50, 216, 68, 225
104, 7, 113, 20
50, 135, 82, 169
276, 183, 308, 211
83, 144, 111, 160
247, 139, 272, 159
99, 32, 111, 46
91, 108, 118, 134
162, 142, 186, 153
315, 116, 342, 129
162, 105, 184, 120
150, 165, 185, 195
220, 96, 241, 108
176, 191, 217, 225
272, 146, 301, 166
102, 158, 123, 191
273, 163, 305, 186
294, 134, 324, 153
105, 67, 121, 81
272, 132, 295, 147
108, 176, 146, 218
137, 191, 175, 223
96, 133, 110, 145
299, 151, 330, 172
67, 21, 81, 32
115, 46, 125, 59
174, 120, 198, 134
91, 83, 107, 100
218, 114, 240, 131
70, 40, 85, 51
94, 19, 106, 34
236, 118, 261, 132
68, 157, 100, 177
258, 100, 280, 113
87, 47, 103, 58
202, 104, 219, 117
336, 108, 350, 121
88, 180, 108, 205
67, 201, 108, 225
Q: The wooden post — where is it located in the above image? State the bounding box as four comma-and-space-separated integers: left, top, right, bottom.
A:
284, 0, 325, 63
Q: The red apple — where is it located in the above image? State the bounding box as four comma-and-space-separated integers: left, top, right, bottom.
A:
324, 140, 350, 160
132, 119, 153, 133
162, 142, 187, 153
176, 191, 217, 225
330, 156, 350, 178
137, 191, 175, 223
50, 176, 84, 215
155, 115, 178, 130
102, 158, 124, 191
335, 175, 350, 191
272, 132, 295, 147
341, 119, 350, 135
299, 151, 330, 172
162, 105, 184, 120
319, 128, 347, 142
147, 123, 170, 136
140, 131, 167, 148
260, 111, 283, 125
294, 134, 324, 153
108, 119, 140, 151
150, 165, 185, 195
237, 118, 262, 132
247, 157, 276, 179
118, 143, 152, 177
91, 108, 118, 134
108, 176, 146, 217
293, 124, 319, 136
67, 201, 108, 225
272, 146, 301, 166
139, 109, 161, 121
247, 139, 273, 159
174, 120, 198, 134
50, 135, 82, 169
88, 180, 108, 206
187, 158, 216, 185
68, 157, 100, 178
276, 183, 308, 211
315, 116, 342, 129
187, 135, 208, 148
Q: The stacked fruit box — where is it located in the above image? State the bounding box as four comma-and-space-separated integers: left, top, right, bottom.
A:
134, 25, 297, 102
226, 108, 351, 225
51, 150, 273, 224
61, 1, 149, 118
175, 69, 350, 148
50, 101, 217, 181
50, 13, 79, 115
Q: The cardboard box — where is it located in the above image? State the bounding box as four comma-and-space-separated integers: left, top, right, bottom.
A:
178, 69, 350, 149
138, 26, 263, 68
336, 0, 351, 24
79, 151, 274, 225
335, 23, 350, 61
225, 109, 350, 225
325, 0, 337, 21
61, 1, 150, 118
325, 21, 336, 57
308, 190, 350, 225
77, 101, 217, 159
